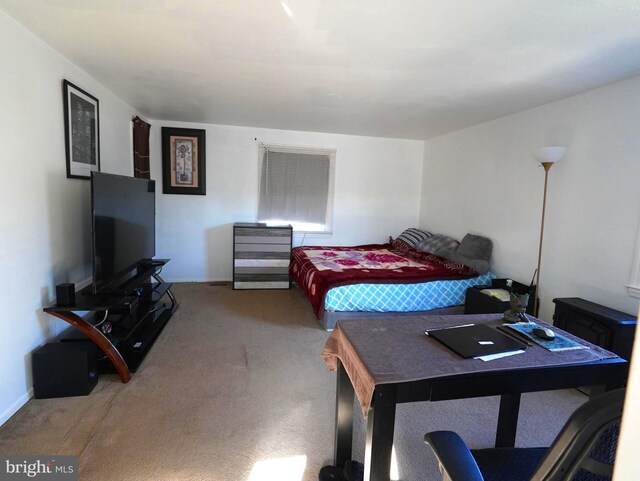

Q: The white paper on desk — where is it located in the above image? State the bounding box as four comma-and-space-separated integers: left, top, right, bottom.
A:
474, 350, 526, 362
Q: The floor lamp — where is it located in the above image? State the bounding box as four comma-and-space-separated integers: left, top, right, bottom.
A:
534, 146, 567, 318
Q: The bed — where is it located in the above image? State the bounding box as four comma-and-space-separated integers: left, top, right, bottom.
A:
290, 230, 495, 330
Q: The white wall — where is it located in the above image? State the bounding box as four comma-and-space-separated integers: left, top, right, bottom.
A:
0, 10, 138, 424
419, 75, 640, 321
148, 121, 424, 282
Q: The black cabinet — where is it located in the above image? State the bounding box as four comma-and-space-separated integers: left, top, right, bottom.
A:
464, 278, 537, 315
553, 297, 637, 360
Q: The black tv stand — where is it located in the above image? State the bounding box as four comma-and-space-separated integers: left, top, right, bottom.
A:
44, 259, 177, 382
141, 259, 166, 267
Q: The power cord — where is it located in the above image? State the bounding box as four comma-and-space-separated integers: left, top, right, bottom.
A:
93, 309, 109, 328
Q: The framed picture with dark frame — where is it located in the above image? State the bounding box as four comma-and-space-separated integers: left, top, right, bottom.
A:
161, 127, 206, 195
62, 79, 100, 179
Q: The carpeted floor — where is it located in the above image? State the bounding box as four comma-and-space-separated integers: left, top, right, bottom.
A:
0, 283, 586, 481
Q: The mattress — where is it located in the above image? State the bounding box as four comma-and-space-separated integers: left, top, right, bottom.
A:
324, 273, 495, 312
290, 243, 484, 319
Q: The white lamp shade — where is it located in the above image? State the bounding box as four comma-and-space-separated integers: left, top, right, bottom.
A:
534, 146, 567, 164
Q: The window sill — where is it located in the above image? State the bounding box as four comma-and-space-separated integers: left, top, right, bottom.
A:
293, 230, 333, 237
626, 284, 640, 299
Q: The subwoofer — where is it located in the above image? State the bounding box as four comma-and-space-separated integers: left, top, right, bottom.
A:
32, 342, 98, 399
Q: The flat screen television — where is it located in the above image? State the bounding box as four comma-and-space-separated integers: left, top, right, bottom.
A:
91, 172, 156, 294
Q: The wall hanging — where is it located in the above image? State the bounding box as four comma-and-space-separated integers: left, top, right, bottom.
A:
161, 127, 206, 195
63, 79, 100, 179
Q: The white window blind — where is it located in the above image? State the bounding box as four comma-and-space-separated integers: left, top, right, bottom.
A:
258, 145, 335, 232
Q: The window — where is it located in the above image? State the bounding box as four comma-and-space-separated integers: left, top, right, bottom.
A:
627, 223, 640, 299
258, 144, 335, 233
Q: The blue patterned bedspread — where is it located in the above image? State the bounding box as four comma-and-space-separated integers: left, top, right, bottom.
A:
324, 272, 495, 312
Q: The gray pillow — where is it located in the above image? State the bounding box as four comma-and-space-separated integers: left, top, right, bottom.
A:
438, 249, 490, 274
394, 228, 432, 249
457, 234, 493, 261
416, 234, 459, 254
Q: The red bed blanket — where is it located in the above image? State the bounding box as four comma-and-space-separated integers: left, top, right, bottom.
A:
289, 243, 479, 318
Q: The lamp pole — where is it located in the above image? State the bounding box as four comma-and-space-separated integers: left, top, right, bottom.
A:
534, 161, 554, 318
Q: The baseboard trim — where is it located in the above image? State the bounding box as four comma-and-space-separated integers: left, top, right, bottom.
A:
0, 388, 33, 427
167, 278, 233, 283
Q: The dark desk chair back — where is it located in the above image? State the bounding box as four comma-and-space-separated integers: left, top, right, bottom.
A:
424, 388, 625, 481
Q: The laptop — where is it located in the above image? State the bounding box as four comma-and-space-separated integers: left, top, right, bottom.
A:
427, 323, 527, 358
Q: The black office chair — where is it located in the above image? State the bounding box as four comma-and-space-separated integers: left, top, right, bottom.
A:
424, 388, 625, 481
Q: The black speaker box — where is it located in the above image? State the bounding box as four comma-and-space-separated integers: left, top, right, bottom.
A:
56, 283, 76, 306
32, 342, 98, 399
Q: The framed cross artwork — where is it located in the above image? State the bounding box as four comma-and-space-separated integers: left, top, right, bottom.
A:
161, 127, 206, 195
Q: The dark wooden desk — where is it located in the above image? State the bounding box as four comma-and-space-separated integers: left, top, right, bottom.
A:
322, 314, 628, 481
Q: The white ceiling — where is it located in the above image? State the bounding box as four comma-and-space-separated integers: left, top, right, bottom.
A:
3, 0, 640, 140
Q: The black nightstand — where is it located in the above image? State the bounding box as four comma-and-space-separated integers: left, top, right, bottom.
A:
464, 278, 537, 315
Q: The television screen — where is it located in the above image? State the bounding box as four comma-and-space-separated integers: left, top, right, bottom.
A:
91, 172, 155, 293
